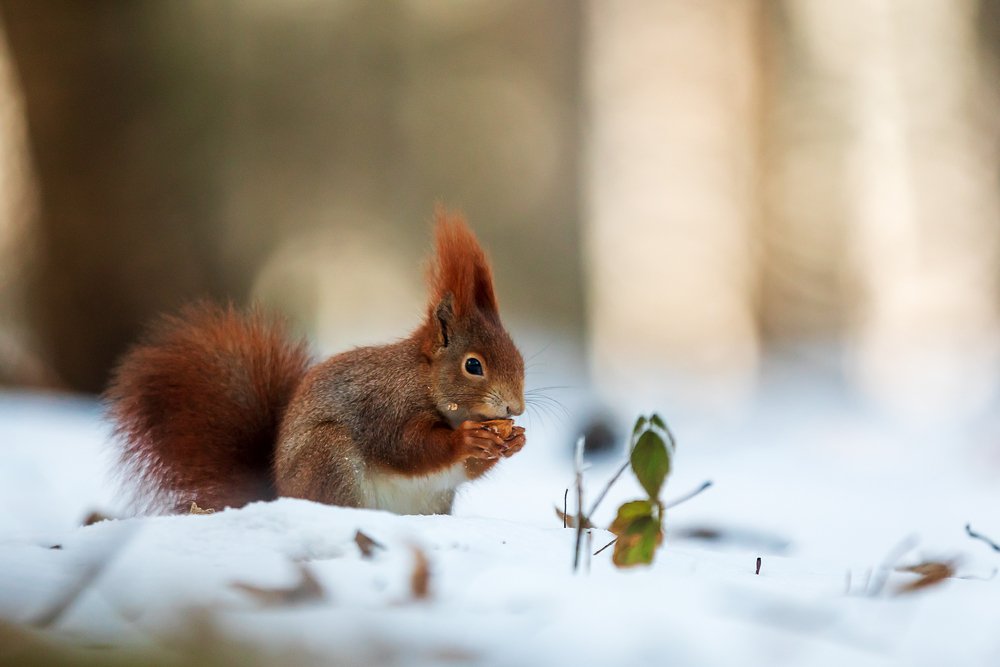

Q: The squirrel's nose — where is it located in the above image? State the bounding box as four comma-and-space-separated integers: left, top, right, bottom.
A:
506, 400, 524, 417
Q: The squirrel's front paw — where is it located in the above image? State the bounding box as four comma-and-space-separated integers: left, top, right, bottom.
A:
453, 420, 506, 461
500, 426, 526, 458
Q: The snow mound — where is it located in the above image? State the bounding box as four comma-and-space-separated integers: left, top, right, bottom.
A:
2, 390, 1000, 666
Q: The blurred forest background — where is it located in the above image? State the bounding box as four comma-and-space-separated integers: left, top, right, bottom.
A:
0, 1, 998, 426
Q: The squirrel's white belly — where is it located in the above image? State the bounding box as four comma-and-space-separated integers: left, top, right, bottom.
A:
362, 463, 467, 515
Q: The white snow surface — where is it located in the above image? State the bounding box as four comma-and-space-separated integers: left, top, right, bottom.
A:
1, 379, 1000, 666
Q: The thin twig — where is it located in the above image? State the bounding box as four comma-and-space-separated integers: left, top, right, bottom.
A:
662, 480, 713, 510
957, 568, 997, 581
966, 523, 1000, 552
573, 437, 586, 572
594, 537, 617, 556
563, 489, 568, 529
586, 460, 630, 519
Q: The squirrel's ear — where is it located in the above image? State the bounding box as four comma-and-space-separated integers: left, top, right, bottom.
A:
428, 206, 500, 320
433, 294, 454, 349
470, 257, 498, 318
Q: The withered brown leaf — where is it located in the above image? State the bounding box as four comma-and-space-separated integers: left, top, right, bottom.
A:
232, 563, 324, 606
895, 560, 955, 594
555, 506, 593, 529
355, 530, 385, 559
82, 511, 112, 526
410, 546, 431, 600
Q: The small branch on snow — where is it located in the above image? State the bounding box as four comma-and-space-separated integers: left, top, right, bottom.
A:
594, 538, 617, 556
966, 523, 1000, 553
573, 437, 586, 572
662, 480, 713, 510
563, 489, 568, 529
586, 460, 630, 519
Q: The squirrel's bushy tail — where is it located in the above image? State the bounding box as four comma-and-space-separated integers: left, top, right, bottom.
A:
105, 302, 311, 513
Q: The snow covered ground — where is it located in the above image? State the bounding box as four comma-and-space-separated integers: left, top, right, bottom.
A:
1, 371, 1000, 666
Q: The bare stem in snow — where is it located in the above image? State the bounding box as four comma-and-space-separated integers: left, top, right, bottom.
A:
594, 538, 617, 556
662, 480, 713, 510
586, 460, 630, 519
573, 437, 585, 572
966, 523, 1000, 552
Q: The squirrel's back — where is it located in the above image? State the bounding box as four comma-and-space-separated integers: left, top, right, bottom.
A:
105, 302, 311, 513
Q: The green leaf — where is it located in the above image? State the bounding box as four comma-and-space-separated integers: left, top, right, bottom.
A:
649, 413, 677, 452
612, 515, 662, 567
650, 413, 666, 431
630, 430, 671, 499
609, 500, 654, 535
631, 416, 648, 441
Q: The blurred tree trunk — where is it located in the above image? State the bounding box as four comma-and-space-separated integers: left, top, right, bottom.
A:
0, 11, 47, 387
757, 4, 852, 342
0, 2, 229, 393
584, 0, 764, 407
777, 0, 1000, 419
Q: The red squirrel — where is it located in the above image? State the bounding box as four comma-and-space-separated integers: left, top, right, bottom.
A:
105, 208, 526, 515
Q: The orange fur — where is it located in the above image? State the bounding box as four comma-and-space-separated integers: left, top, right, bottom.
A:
428, 206, 499, 319
105, 302, 311, 512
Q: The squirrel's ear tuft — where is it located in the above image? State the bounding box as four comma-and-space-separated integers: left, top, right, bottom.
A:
427, 205, 499, 319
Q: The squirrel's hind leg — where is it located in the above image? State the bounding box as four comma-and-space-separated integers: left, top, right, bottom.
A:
274, 421, 365, 508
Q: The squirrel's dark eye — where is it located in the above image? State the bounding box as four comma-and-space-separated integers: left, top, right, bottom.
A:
464, 357, 484, 376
